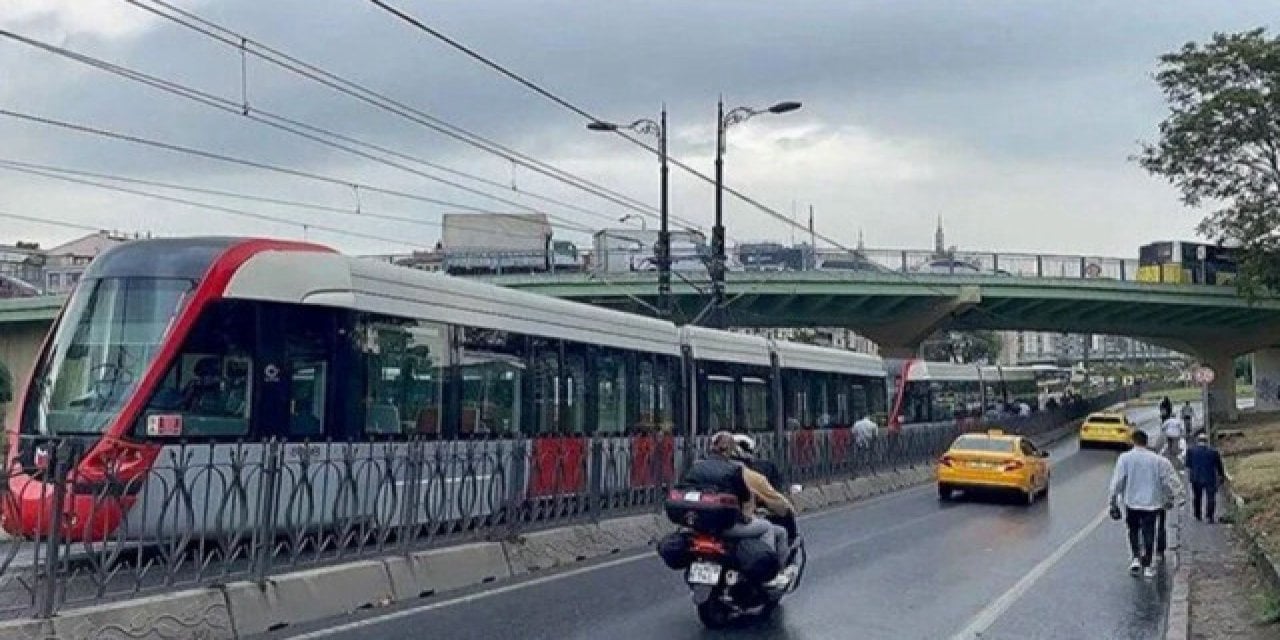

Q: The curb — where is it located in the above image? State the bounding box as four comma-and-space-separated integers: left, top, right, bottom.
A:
1165, 508, 1190, 640
0, 418, 1096, 639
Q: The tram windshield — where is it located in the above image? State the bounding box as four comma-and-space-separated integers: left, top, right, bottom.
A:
22, 277, 196, 435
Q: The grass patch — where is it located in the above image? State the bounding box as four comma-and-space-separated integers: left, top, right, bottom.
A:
1223, 413, 1280, 559
1253, 591, 1280, 625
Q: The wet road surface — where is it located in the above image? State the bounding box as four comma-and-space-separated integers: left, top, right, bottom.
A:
272, 407, 1174, 640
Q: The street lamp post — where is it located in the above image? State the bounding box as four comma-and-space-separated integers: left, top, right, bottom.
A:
707, 99, 802, 328
588, 109, 670, 318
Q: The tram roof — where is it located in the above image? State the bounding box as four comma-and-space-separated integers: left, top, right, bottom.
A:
772, 340, 885, 378
681, 326, 772, 367
906, 361, 983, 383
224, 249, 682, 356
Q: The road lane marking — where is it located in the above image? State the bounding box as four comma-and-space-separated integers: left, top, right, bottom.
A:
284, 552, 652, 639
287, 435, 1104, 638
948, 507, 1109, 640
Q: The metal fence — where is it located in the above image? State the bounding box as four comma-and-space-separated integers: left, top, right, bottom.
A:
365, 246, 1163, 284
0, 386, 1135, 619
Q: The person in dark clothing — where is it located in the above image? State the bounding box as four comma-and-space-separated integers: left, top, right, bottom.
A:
1158, 396, 1173, 421
680, 432, 794, 586
1185, 433, 1227, 522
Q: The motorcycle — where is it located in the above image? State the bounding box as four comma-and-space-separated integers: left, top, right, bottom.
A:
661, 489, 807, 629
684, 529, 806, 628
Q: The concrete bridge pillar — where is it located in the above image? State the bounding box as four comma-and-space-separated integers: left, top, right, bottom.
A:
1200, 352, 1238, 422
1252, 348, 1280, 412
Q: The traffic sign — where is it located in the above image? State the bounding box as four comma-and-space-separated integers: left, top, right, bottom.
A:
1192, 366, 1215, 386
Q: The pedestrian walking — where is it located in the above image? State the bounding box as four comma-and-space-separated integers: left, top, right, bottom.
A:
1109, 430, 1182, 579
852, 414, 879, 448
1159, 396, 1173, 421
1180, 400, 1195, 432
1161, 413, 1185, 467
1185, 433, 1227, 523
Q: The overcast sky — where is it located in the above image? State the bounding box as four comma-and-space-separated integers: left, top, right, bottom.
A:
0, 0, 1276, 258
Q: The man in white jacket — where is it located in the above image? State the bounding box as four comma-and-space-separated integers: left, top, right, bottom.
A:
1109, 429, 1182, 578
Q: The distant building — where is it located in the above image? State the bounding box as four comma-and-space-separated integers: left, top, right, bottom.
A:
0, 231, 135, 296
1013, 331, 1182, 365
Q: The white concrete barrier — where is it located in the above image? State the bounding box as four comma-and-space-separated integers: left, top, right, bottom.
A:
383, 541, 512, 602
225, 560, 394, 637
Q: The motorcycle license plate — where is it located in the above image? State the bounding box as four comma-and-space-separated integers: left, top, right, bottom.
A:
688, 561, 722, 585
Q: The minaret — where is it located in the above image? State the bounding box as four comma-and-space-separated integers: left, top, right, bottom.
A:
934, 216, 945, 257
856, 228, 865, 252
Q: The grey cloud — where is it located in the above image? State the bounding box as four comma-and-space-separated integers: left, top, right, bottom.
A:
0, 0, 1277, 255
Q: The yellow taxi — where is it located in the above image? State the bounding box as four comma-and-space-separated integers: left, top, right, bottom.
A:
936, 430, 1050, 505
1078, 411, 1135, 449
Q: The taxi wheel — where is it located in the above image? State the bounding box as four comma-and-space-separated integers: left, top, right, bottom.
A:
938, 484, 954, 501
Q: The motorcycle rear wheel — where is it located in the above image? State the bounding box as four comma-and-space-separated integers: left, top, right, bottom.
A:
697, 600, 733, 629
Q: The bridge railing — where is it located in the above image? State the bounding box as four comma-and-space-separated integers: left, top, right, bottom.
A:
369, 247, 1162, 284
0, 387, 1137, 620
817, 248, 1143, 281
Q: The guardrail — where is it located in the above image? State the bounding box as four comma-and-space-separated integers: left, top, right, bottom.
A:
0, 386, 1136, 619
364, 247, 1193, 284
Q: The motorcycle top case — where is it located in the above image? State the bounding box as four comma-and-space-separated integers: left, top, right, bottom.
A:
663, 489, 742, 534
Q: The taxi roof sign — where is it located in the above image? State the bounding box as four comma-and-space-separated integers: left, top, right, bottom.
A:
986, 429, 1005, 436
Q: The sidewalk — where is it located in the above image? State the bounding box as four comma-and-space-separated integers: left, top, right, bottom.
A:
1184, 497, 1277, 639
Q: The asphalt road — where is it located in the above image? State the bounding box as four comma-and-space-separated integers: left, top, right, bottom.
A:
270, 405, 1177, 640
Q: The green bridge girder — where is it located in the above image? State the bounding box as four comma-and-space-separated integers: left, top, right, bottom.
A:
484, 271, 1280, 356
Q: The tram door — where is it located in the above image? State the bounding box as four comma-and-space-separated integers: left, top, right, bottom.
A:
254, 304, 348, 531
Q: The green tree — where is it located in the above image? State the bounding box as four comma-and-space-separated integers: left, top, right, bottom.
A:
1138, 29, 1280, 294
921, 330, 1002, 363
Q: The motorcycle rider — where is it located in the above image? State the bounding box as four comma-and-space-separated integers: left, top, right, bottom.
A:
732, 434, 797, 543
681, 431, 797, 588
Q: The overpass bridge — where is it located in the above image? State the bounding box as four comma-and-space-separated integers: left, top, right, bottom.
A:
483, 270, 1280, 419
3, 266, 1278, 420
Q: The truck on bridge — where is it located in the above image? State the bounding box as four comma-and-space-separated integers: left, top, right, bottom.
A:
441, 213, 580, 275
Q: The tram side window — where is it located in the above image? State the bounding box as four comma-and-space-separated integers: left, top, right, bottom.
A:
595, 350, 627, 435
637, 356, 676, 435
868, 379, 887, 417
139, 301, 253, 439
358, 317, 448, 437
563, 348, 586, 435
783, 370, 808, 430
903, 381, 932, 423
706, 375, 734, 432
654, 356, 676, 435
531, 341, 559, 435
459, 327, 524, 438
741, 377, 770, 433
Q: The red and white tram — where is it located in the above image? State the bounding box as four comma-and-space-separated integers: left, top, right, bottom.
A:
5, 238, 889, 542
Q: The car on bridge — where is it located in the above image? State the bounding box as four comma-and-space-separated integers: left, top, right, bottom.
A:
912, 258, 1013, 276
1078, 411, 1135, 449
936, 430, 1050, 504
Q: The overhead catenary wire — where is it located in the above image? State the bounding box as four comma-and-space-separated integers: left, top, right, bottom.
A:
0, 158, 586, 239
364, 2, 1051, 336
0, 28, 602, 235
120, 0, 705, 235
0, 108, 599, 238
367, 0, 839, 251
0, 210, 100, 233
1, 161, 428, 247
